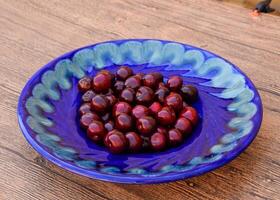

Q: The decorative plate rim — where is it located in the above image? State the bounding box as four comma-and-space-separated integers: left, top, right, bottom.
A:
17, 39, 263, 184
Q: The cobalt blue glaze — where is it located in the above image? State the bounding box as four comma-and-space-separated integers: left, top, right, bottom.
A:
17, 39, 262, 184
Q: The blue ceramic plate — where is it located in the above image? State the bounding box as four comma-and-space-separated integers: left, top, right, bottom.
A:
18, 39, 262, 184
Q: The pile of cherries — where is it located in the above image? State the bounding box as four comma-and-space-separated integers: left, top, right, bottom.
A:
78, 66, 199, 154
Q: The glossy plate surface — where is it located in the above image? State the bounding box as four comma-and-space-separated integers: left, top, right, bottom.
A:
18, 39, 262, 184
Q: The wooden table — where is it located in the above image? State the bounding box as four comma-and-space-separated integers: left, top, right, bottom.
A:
0, 0, 279, 199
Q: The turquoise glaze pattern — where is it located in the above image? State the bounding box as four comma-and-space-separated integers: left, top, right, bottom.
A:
24, 40, 258, 176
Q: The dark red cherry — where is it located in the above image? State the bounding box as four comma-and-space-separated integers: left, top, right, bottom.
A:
91, 95, 109, 113
174, 117, 192, 135
79, 103, 91, 116
92, 73, 112, 92
104, 130, 127, 153
150, 132, 167, 151
155, 87, 169, 103
125, 132, 143, 152
81, 90, 96, 103
80, 112, 100, 129
164, 92, 183, 112
78, 76, 92, 92
115, 113, 133, 132
113, 81, 125, 95
136, 116, 156, 136
112, 102, 132, 117
106, 94, 117, 107
142, 73, 162, 89
167, 76, 183, 91
149, 102, 162, 116
104, 120, 114, 132
125, 75, 141, 89
156, 127, 168, 136
136, 86, 154, 105
180, 106, 199, 126
120, 88, 135, 103
168, 129, 183, 146
157, 106, 176, 126
180, 85, 198, 103
99, 70, 115, 82
132, 105, 150, 119
135, 72, 144, 79
87, 120, 106, 142
116, 66, 133, 80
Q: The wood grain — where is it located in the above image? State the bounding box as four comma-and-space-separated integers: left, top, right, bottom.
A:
0, 0, 279, 199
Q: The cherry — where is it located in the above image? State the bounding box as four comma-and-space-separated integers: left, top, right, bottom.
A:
125, 132, 143, 152
168, 129, 183, 146
155, 87, 170, 103
167, 76, 183, 91
104, 130, 127, 153
150, 132, 167, 151
142, 73, 162, 89
181, 85, 198, 103
157, 106, 176, 126
99, 70, 115, 82
149, 102, 162, 116
137, 116, 156, 136
180, 106, 199, 126
120, 88, 135, 103
175, 117, 192, 135
91, 95, 109, 113
78, 76, 92, 92
113, 81, 125, 95
156, 126, 168, 136
79, 103, 91, 116
135, 72, 144, 79
115, 113, 133, 132
92, 72, 112, 92
164, 92, 183, 112
80, 112, 100, 129
136, 86, 154, 105
112, 102, 132, 117
116, 66, 133, 80
132, 105, 150, 119
106, 94, 117, 107
81, 90, 95, 103
87, 120, 106, 142
125, 75, 141, 89
104, 120, 114, 132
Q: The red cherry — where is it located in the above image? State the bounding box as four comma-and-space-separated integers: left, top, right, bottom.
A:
104, 120, 114, 132
164, 92, 183, 112
168, 129, 183, 146
135, 72, 144, 79
180, 85, 198, 103
155, 87, 170, 103
99, 70, 115, 82
79, 103, 91, 116
149, 102, 162, 115
156, 126, 168, 136
132, 105, 150, 119
92, 73, 112, 92
150, 132, 167, 151
87, 120, 106, 142
175, 117, 192, 135
120, 88, 135, 103
142, 73, 161, 89
80, 112, 100, 129
180, 106, 199, 126
81, 90, 96, 103
125, 75, 141, 89
112, 102, 132, 117
78, 76, 92, 92
157, 106, 176, 126
167, 76, 183, 91
104, 130, 127, 153
125, 132, 143, 152
137, 116, 156, 136
136, 86, 154, 105
116, 66, 133, 80
91, 95, 109, 113
115, 113, 133, 132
